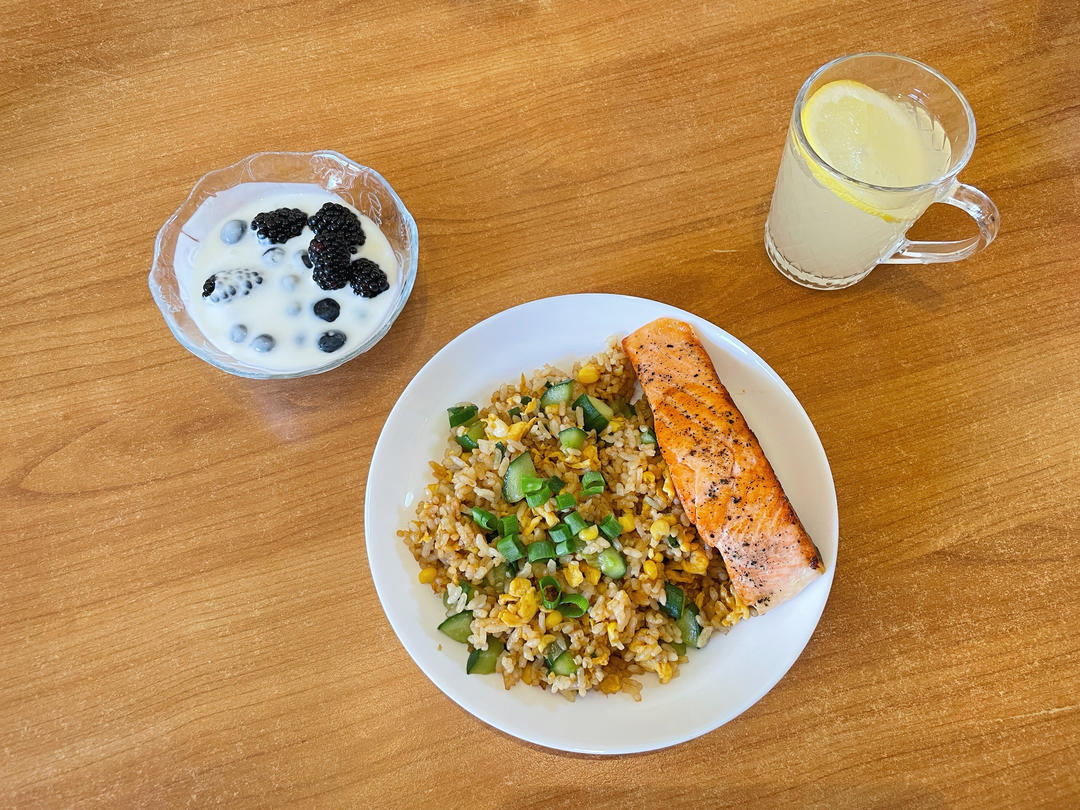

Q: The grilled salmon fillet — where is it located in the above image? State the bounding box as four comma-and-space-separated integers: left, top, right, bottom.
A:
622, 318, 824, 613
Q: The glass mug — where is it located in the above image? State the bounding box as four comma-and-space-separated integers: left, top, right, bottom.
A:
764, 52, 999, 289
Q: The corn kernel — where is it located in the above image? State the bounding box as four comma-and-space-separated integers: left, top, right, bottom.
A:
584, 564, 602, 586
642, 470, 655, 485
642, 559, 658, 579
607, 621, 620, 644
564, 562, 584, 588
649, 518, 670, 541
540, 633, 557, 647
657, 660, 674, 684
578, 524, 599, 542
576, 364, 600, 384
418, 566, 437, 584
618, 514, 636, 533
509, 577, 531, 598
545, 609, 563, 627
599, 674, 621, 694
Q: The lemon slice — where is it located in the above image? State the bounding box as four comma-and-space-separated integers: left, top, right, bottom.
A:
798, 80, 951, 221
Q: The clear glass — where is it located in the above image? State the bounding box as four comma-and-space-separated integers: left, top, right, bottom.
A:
764, 53, 999, 290
148, 150, 419, 378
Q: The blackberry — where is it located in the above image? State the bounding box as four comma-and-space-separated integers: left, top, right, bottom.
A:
308, 233, 352, 290
201, 268, 263, 302
349, 258, 390, 298
308, 202, 365, 247
250, 208, 308, 244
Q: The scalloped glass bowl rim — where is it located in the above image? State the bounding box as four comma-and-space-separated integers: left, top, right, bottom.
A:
148, 150, 418, 379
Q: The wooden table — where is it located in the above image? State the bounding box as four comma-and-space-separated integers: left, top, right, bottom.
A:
3, 0, 1078, 806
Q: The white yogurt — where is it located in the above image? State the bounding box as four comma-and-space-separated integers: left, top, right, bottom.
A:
174, 183, 399, 373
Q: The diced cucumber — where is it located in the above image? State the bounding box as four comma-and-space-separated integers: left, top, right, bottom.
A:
447, 404, 478, 428
572, 394, 614, 433
660, 583, 685, 619
669, 641, 687, 656
467, 639, 505, 674
539, 380, 574, 409
486, 564, 510, 591
676, 603, 701, 647
597, 547, 626, 579
544, 641, 565, 668
639, 427, 657, 445
611, 395, 635, 419
437, 610, 474, 643
455, 421, 485, 450
559, 427, 587, 450
551, 650, 578, 676
502, 453, 537, 503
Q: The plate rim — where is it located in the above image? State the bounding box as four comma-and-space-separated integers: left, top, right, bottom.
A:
364, 293, 838, 754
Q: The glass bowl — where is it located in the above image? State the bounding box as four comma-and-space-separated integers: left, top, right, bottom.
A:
148, 150, 418, 379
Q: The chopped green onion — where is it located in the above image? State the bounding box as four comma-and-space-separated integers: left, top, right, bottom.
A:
496, 535, 525, 563
460, 582, 474, 600
597, 547, 627, 579
447, 404, 478, 428
499, 515, 519, 537
548, 524, 572, 545
563, 511, 588, 535
554, 492, 577, 511
554, 537, 581, 556
508, 406, 521, 418
669, 641, 687, 656
640, 427, 657, 445
538, 576, 562, 608
668, 535, 680, 548
676, 603, 701, 646
547, 476, 566, 495
505, 558, 521, 576
525, 485, 551, 508
521, 475, 545, 494
558, 593, 589, 618
471, 506, 497, 532
527, 539, 556, 563
598, 514, 622, 540
661, 583, 685, 619
581, 471, 605, 489
495, 441, 507, 455
520, 396, 532, 405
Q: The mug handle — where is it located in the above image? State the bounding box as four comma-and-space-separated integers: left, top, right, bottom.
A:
881, 182, 1000, 264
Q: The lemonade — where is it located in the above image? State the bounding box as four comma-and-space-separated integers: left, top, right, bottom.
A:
765, 79, 953, 288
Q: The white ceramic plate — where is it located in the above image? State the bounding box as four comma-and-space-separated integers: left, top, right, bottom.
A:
365, 294, 837, 754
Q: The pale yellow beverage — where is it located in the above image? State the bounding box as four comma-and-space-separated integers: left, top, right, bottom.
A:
765, 79, 953, 288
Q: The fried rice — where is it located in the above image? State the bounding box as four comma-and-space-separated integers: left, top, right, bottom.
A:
399, 337, 749, 699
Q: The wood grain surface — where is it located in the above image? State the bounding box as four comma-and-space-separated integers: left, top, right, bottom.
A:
2, 0, 1078, 806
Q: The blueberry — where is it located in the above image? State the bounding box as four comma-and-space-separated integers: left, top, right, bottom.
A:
298, 251, 312, 269
317, 330, 347, 353
280, 274, 299, 292
220, 219, 246, 244
230, 324, 247, 343
251, 334, 275, 352
262, 247, 285, 265
286, 301, 301, 316
313, 298, 340, 322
